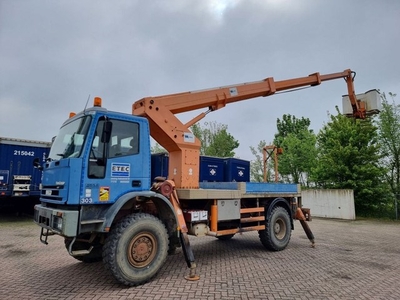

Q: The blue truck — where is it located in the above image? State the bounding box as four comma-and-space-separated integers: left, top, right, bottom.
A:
0, 137, 51, 199
33, 69, 373, 286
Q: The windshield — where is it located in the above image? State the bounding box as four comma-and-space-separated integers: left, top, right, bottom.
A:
48, 116, 92, 161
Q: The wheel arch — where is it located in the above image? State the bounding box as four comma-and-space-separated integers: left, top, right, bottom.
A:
103, 191, 178, 238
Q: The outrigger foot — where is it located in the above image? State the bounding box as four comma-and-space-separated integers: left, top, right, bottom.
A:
185, 264, 200, 281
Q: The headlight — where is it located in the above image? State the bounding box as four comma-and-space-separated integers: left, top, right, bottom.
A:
52, 216, 63, 231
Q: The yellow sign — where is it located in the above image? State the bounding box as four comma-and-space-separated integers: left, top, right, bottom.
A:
99, 187, 109, 201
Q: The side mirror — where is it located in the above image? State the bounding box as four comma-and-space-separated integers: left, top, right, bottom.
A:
101, 121, 112, 143
33, 157, 43, 170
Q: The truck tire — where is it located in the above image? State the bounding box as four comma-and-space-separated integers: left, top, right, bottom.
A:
103, 213, 169, 286
64, 237, 103, 263
259, 206, 291, 251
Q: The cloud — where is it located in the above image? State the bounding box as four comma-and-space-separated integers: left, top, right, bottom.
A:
0, 0, 399, 160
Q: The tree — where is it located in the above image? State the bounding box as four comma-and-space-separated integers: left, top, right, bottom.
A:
278, 130, 317, 186
274, 114, 312, 147
249, 140, 267, 182
311, 108, 388, 215
191, 121, 239, 157
376, 92, 400, 217
150, 141, 166, 154
273, 114, 316, 185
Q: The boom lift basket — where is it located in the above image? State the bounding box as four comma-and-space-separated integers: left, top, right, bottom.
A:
342, 89, 381, 117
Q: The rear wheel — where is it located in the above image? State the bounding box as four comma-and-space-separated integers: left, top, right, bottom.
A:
259, 206, 291, 251
103, 213, 169, 286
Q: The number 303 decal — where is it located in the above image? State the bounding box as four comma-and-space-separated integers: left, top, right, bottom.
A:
80, 197, 93, 204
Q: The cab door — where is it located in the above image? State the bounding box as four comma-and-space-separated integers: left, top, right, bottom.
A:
83, 117, 150, 205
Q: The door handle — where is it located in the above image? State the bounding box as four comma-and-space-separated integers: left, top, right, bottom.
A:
132, 180, 141, 187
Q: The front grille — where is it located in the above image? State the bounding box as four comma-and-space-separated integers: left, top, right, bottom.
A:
41, 186, 63, 201
41, 189, 60, 196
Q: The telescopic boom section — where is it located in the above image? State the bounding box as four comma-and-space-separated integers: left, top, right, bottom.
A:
132, 68, 364, 189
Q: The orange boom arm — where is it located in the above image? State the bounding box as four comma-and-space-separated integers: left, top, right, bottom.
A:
133, 69, 364, 189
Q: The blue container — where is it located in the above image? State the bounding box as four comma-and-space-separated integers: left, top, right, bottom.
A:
199, 156, 225, 182
150, 153, 169, 180
0, 137, 51, 198
224, 158, 250, 182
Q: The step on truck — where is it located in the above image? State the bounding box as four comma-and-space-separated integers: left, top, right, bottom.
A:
33, 69, 379, 286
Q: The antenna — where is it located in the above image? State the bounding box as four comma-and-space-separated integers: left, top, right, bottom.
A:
83, 94, 91, 115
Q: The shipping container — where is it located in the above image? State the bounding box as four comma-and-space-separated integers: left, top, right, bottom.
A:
150, 155, 249, 182
0, 137, 51, 198
151, 153, 169, 180
224, 157, 250, 182
199, 156, 225, 182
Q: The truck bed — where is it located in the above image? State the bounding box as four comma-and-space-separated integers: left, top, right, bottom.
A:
176, 182, 301, 200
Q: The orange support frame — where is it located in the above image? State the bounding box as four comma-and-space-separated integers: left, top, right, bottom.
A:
210, 200, 218, 232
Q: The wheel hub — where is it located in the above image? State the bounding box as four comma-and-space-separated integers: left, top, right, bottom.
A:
128, 233, 157, 268
274, 219, 286, 240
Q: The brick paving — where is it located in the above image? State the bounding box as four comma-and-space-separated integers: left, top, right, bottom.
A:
0, 216, 399, 300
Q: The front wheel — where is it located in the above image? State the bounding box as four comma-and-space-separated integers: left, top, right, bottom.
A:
103, 213, 169, 286
259, 206, 291, 251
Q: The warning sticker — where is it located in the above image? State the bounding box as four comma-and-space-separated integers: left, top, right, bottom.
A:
99, 187, 110, 201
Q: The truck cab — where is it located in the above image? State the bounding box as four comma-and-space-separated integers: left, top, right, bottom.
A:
36, 103, 153, 237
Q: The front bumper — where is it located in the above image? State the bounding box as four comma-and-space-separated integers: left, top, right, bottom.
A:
34, 204, 79, 237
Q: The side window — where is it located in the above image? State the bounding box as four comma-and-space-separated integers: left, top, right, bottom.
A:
88, 120, 106, 178
108, 120, 139, 158
88, 119, 139, 179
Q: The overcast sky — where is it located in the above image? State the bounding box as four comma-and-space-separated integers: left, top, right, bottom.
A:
1, 0, 399, 160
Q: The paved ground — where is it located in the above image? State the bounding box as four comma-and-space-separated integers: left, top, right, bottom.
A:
0, 215, 399, 300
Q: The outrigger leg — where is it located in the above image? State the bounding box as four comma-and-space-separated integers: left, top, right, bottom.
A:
296, 207, 315, 248
152, 178, 200, 281
180, 232, 199, 281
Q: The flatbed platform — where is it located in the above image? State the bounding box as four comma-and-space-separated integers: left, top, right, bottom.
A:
176, 182, 301, 200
